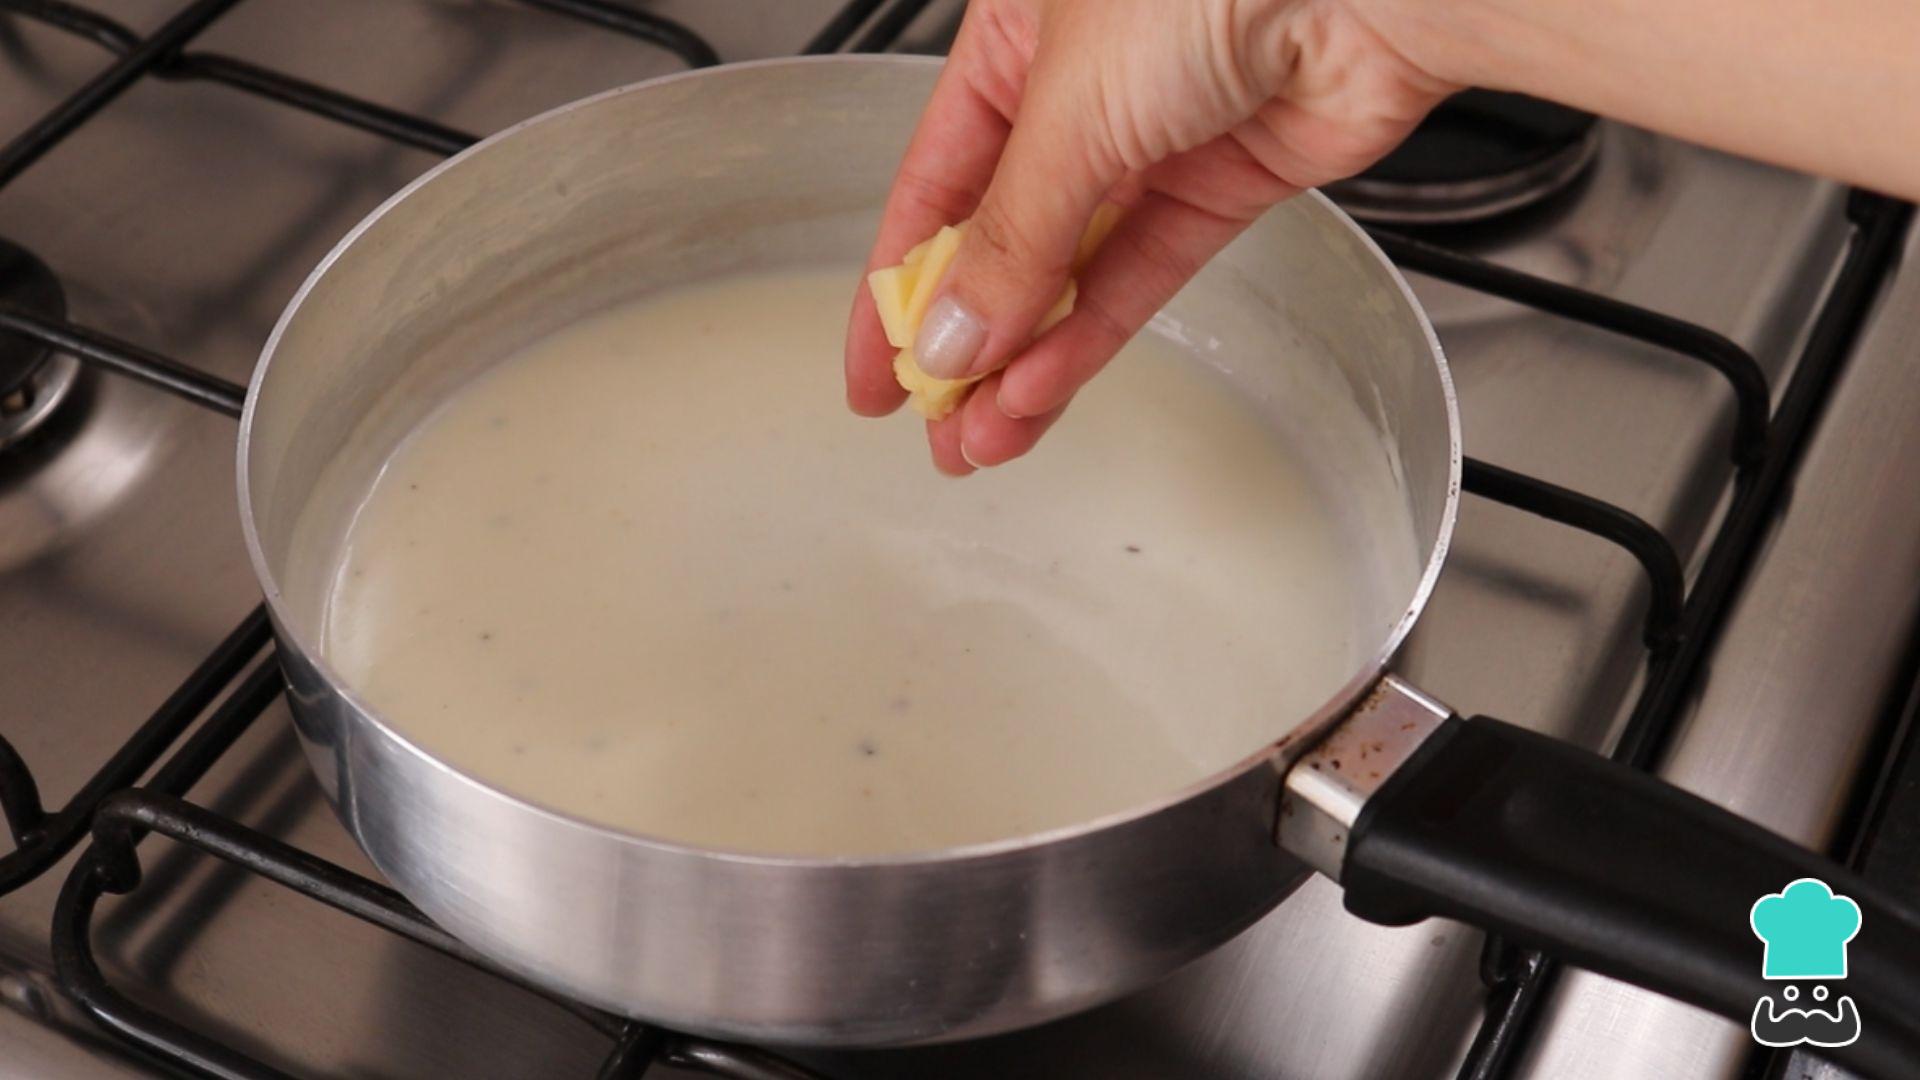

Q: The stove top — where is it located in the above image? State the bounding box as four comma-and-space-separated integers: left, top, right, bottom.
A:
1325, 89, 1601, 225
1, 4, 1915, 1079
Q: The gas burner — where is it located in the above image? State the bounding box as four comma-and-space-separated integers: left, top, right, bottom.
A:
0, 238, 77, 449
1327, 90, 1601, 226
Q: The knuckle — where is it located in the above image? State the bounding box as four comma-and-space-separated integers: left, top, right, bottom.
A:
962, 201, 1077, 323
1112, 220, 1200, 293
1073, 289, 1132, 355
967, 204, 1050, 272
895, 166, 979, 223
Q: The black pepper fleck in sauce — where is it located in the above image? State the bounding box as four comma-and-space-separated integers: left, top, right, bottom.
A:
1124, 544, 1142, 554
857, 738, 879, 757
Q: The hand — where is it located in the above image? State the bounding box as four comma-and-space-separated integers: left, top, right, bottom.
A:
845, 0, 1456, 474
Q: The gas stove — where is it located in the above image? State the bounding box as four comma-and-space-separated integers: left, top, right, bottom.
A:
2, 3, 1916, 1079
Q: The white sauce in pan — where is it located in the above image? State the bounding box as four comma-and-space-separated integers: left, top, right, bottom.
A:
321, 267, 1369, 855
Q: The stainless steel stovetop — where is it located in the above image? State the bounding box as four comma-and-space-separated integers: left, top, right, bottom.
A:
3, 3, 1918, 1078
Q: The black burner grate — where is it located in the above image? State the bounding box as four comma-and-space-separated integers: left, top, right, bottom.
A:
0, 2, 1911, 1079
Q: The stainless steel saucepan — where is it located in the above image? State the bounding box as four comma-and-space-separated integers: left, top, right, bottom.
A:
239, 57, 1920, 1072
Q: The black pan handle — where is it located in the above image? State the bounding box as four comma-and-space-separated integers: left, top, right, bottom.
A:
1308, 710, 1920, 1078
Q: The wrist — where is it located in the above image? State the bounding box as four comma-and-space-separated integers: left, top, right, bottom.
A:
1350, 0, 1536, 93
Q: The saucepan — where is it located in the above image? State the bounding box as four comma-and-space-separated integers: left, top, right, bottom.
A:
237, 56, 1920, 1071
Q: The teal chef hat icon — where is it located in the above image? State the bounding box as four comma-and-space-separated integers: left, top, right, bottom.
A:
1750, 878, 1862, 979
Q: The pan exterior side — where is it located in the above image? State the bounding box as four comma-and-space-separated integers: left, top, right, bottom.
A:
276, 627, 1306, 1044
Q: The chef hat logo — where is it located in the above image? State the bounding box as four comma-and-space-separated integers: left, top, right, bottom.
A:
1750, 878, 1862, 980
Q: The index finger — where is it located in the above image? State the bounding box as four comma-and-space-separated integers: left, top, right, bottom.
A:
846, 16, 1023, 416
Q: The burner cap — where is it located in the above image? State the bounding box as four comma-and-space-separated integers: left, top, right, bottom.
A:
1327, 90, 1600, 225
0, 239, 76, 449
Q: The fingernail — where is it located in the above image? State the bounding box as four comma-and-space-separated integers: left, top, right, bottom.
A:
915, 295, 987, 379
959, 440, 984, 469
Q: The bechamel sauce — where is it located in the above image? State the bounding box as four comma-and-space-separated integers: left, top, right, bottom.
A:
321, 267, 1368, 855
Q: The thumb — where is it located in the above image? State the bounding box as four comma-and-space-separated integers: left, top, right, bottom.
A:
912, 55, 1124, 380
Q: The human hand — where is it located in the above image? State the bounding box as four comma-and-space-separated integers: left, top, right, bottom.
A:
845, 0, 1456, 474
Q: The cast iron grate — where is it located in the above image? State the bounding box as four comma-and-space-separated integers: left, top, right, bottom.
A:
0, 1, 1910, 1078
